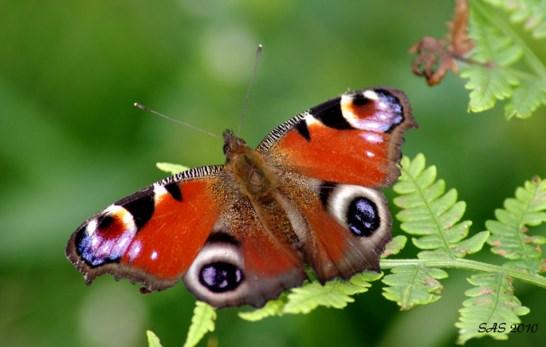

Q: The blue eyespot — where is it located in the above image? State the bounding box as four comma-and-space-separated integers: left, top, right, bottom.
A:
199, 262, 244, 293
347, 197, 380, 237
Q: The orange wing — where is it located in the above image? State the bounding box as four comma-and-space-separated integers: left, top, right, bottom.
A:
67, 166, 307, 307
257, 88, 415, 282
66, 166, 224, 292
258, 88, 416, 187
282, 179, 392, 282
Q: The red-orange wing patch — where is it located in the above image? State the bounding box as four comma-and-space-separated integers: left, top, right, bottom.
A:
281, 178, 392, 283
258, 88, 416, 187
182, 196, 307, 308
66, 166, 223, 292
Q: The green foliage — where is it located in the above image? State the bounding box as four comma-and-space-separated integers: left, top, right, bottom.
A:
156, 162, 189, 175
483, 0, 546, 39
283, 272, 382, 314
146, 330, 164, 347
456, 273, 530, 344
382, 265, 448, 310
183, 301, 217, 347
238, 272, 382, 320
382, 154, 488, 311
392, 154, 487, 260
486, 177, 546, 273
389, 154, 544, 344
238, 296, 287, 322
461, 0, 546, 119
381, 235, 408, 258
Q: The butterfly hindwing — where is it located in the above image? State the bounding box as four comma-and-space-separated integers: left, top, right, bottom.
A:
278, 174, 392, 282
181, 178, 307, 308
66, 166, 223, 292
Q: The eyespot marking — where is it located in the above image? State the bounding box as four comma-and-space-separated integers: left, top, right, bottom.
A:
198, 261, 244, 293
346, 197, 380, 237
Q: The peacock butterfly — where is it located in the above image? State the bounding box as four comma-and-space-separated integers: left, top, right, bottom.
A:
66, 88, 416, 308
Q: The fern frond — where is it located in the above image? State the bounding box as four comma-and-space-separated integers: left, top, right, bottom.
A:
505, 79, 546, 119
455, 273, 530, 344
382, 265, 448, 310
462, 2, 523, 113
486, 177, 546, 272
239, 272, 381, 320
183, 301, 216, 347
384, 154, 489, 310
393, 154, 486, 260
146, 331, 164, 347
459, 0, 546, 118
461, 66, 519, 113
467, 5, 524, 65
483, 0, 546, 39
381, 235, 408, 258
238, 296, 286, 321
283, 272, 381, 314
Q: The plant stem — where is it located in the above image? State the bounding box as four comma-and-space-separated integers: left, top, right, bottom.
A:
380, 258, 546, 288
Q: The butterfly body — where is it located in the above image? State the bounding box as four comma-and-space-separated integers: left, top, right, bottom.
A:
67, 88, 416, 308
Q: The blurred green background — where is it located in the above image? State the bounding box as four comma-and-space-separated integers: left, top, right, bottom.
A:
1, 1, 545, 346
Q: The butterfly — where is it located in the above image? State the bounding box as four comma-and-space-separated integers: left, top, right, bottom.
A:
66, 87, 416, 308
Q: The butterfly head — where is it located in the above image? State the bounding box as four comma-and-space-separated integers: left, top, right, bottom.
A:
222, 129, 249, 158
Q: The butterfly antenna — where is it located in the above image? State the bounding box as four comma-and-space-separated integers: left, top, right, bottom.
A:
133, 102, 220, 139
237, 43, 264, 135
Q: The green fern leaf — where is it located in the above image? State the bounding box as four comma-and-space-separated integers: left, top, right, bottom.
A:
468, 4, 524, 65
393, 154, 485, 260
146, 330, 164, 347
461, 66, 519, 113
483, 0, 546, 39
183, 301, 216, 347
382, 265, 448, 310
381, 235, 408, 258
455, 273, 530, 344
460, 0, 546, 117
156, 162, 189, 174
239, 272, 381, 320
385, 154, 489, 310
283, 272, 381, 314
505, 79, 546, 119
238, 297, 286, 321
486, 177, 546, 272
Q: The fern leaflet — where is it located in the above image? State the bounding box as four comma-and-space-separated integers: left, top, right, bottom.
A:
455, 273, 530, 344
483, 0, 546, 39
460, 0, 546, 119
383, 154, 488, 309
393, 154, 487, 260
183, 301, 216, 347
486, 177, 546, 273
382, 265, 447, 310
146, 331, 164, 347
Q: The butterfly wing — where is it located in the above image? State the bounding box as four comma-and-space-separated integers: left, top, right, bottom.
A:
67, 165, 306, 307
258, 88, 416, 187
183, 190, 306, 307
258, 87, 415, 281
279, 175, 393, 282
66, 166, 224, 292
